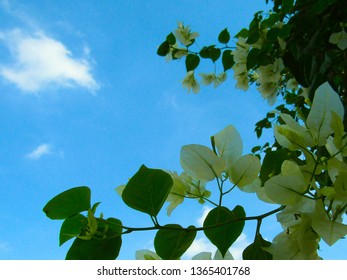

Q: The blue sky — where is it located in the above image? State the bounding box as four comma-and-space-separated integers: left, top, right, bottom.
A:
0, 0, 345, 260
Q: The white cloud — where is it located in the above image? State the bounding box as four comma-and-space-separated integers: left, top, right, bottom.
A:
183, 235, 215, 259
0, 29, 99, 93
197, 205, 212, 227
26, 143, 52, 160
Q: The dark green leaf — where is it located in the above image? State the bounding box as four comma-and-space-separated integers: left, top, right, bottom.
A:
122, 165, 173, 217
203, 206, 245, 257
166, 32, 176, 45
243, 234, 272, 260
185, 54, 200, 71
222, 50, 234, 71
200, 46, 221, 62
260, 13, 280, 29
66, 217, 122, 260
43, 186, 91, 220
259, 149, 291, 185
60, 214, 87, 246
218, 28, 230, 44
154, 224, 196, 260
278, 24, 291, 39
234, 28, 249, 39
157, 41, 170, 56
251, 146, 261, 153
310, 0, 336, 14
282, 0, 294, 13
246, 48, 261, 70
267, 27, 281, 41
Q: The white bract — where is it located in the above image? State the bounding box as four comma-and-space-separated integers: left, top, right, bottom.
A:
329, 29, 347, 51
175, 22, 199, 46
182, 71, 200, 93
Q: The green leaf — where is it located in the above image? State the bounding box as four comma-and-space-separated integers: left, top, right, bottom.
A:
59, 214, 87, 246
218, 28, 230, 44
203, 206, 245, 257
180, 144, 226, 182
306, 82, 344, 146
43, 186, 91, 220
157, 41, 170, 56
222, 50, 235, 71
213, 124, 243, 169
264, 174, 306, 205
66, 219, 122, 260
185, 54, 200, 72
267, 27, 281, 41
154, 224, 196, 260
122, 165, 173, 217
243, 234, 272, 260
234, 28, 249, 39
246, 48, 261, 70
166, 32, 176, 45
282, 0, 294, 13
199, 46, 221, 62
311, 203, 347, 246
259, 149, 291, 185
230, 154, 261, 188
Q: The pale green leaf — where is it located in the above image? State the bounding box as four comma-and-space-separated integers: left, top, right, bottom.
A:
306, 82, 344, 146
230, 154, 261, 187
191, 252, 212, 260
327, 158, 347, 182
330, 111, 346, 154
213, 125, 243, 169
135, 250, 161, 260
311, 204, 347, 246
274, 124, 306, 151
278, 113, 314, 147
213, 250, 234, 260
281, 160, 302, 176
264, 174, 306, 205
180, 144, 226, 182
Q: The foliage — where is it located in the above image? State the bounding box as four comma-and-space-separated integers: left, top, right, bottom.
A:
43, 0, 347, 260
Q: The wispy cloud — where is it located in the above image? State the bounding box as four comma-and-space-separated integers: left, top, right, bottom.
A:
0, 29, 99, 93
26, 143, 52, 160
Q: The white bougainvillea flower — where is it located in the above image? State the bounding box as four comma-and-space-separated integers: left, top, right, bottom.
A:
165, 43, 187, 62
199, 73, 215, 86
199, 72, 227, 88
182, 70, 200, 93
257, 82, 277, 105
329, 29, 347, 50
286, 78, 299, 91
233, 63, 249, 91
257, 58, 284, 84
175, 22, 199, 46
233, 37, 249, 64
214, 72, 227, 88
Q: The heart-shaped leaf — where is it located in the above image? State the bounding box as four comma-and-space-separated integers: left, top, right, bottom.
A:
122, 165, 173, 217
43, 186, 91, 220
203, 206, 245, 257
154, 224, 196, 260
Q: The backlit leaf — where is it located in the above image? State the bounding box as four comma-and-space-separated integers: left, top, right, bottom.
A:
43, 186, 91, 220
230, 154, 261, 187
122, 165, 173, 217
203, 206, 245, 257
306, 82, 344, 146
154, 224, 196, 260
213, 125, 243, 169
180, 144, 226, 182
